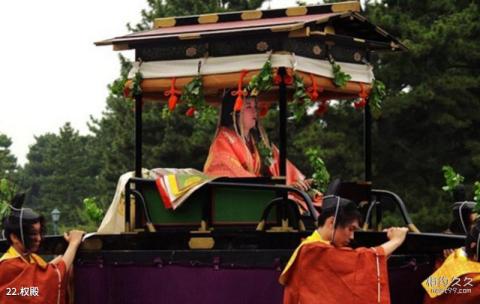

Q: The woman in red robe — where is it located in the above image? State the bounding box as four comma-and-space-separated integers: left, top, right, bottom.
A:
0, 193, 84, 304
204, 90, 321, 211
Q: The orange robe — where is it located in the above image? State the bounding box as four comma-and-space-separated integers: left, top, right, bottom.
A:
0, 246, 68, 304
204, 127, 305, 185
279, 231, 391, 304
422, 248, 480, 304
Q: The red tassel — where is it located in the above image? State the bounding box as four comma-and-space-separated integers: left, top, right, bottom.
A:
354, 83, 369, 109
186, 107, 195, 117
232, 70, 248, 112
234, 95, 243, 112
164, 77, 181, 111
168, 94, 178, 111
307, 74, 323, 101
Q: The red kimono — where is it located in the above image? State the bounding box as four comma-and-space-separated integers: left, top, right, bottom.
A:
0, 247, 68, 304
279, 231, 391, 304
204, 127, 321, 211
204, 127, 304, 184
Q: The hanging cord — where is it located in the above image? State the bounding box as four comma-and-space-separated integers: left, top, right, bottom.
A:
458, 201, 468, 235
372, 247, 381, 303
322, 195, 341, 244
19, 207, 25, 248
477, 232, 480, 262
5, 204, 26, 247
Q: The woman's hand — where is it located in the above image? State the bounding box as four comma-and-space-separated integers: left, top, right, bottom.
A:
290, 179, 313, 192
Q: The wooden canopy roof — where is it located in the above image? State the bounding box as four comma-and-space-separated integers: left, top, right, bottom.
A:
96, 1, 405, 101
95, 1, 406, 54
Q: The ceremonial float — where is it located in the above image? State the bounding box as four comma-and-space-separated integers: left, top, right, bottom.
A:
0, 2, 465, 303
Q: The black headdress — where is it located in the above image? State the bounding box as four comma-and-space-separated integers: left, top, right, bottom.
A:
2, 192, 43, 251
321, 195, 356, 243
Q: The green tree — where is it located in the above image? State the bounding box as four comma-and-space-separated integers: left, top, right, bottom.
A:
0, 133, 18, 180
365, 0, 480, 231
22, 123, 100, 232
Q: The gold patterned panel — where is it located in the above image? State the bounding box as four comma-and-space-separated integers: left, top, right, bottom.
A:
288, 27, 310, 38
154, 17, 176, 28
241, 10, 262, 20
286, 6, 307, 17
178, 33, 201, 40
198, 14, 219, 24
331, 1, 361, 13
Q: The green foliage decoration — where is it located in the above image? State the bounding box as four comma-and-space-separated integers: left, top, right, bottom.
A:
306, 148, 330, 192
328, 56, 351, 88
248, 57, 274, 95
474, 181, 480, 214
83, 197, 104, 224
289, 73, 313, 122
131, 71, 144, 97
441, 165, 464, 193
181, 75, 206, 111
256, 140, 274, 167
369, 79, 386, 118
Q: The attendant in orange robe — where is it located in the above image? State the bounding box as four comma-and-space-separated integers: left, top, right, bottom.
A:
279, 196, 408, 304
0, 193, 84, 304
422, 219, 480, 304
204, 90, 321, 211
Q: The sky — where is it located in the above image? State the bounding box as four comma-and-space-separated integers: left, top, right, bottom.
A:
0, 0, 315, 165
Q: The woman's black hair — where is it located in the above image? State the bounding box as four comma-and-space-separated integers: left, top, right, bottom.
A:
219, 90, 237, 128
465, 219, 480, 261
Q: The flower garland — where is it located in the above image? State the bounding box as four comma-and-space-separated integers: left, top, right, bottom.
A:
181, 75, 206, 116
306, 148, 330, 193
289, 73, 313, 122
256, 140, 274, 167
123, 71, 144, 98
369, 79, 386, 117
474, 181, 480, 213
328, 55, 351, 88
248, 56, 274, 96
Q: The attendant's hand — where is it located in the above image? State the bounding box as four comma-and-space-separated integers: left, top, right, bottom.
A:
64, 230, 85, 246
385, 227, 408, 244
381, 227, 408, 256
443, 248, 454, 259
